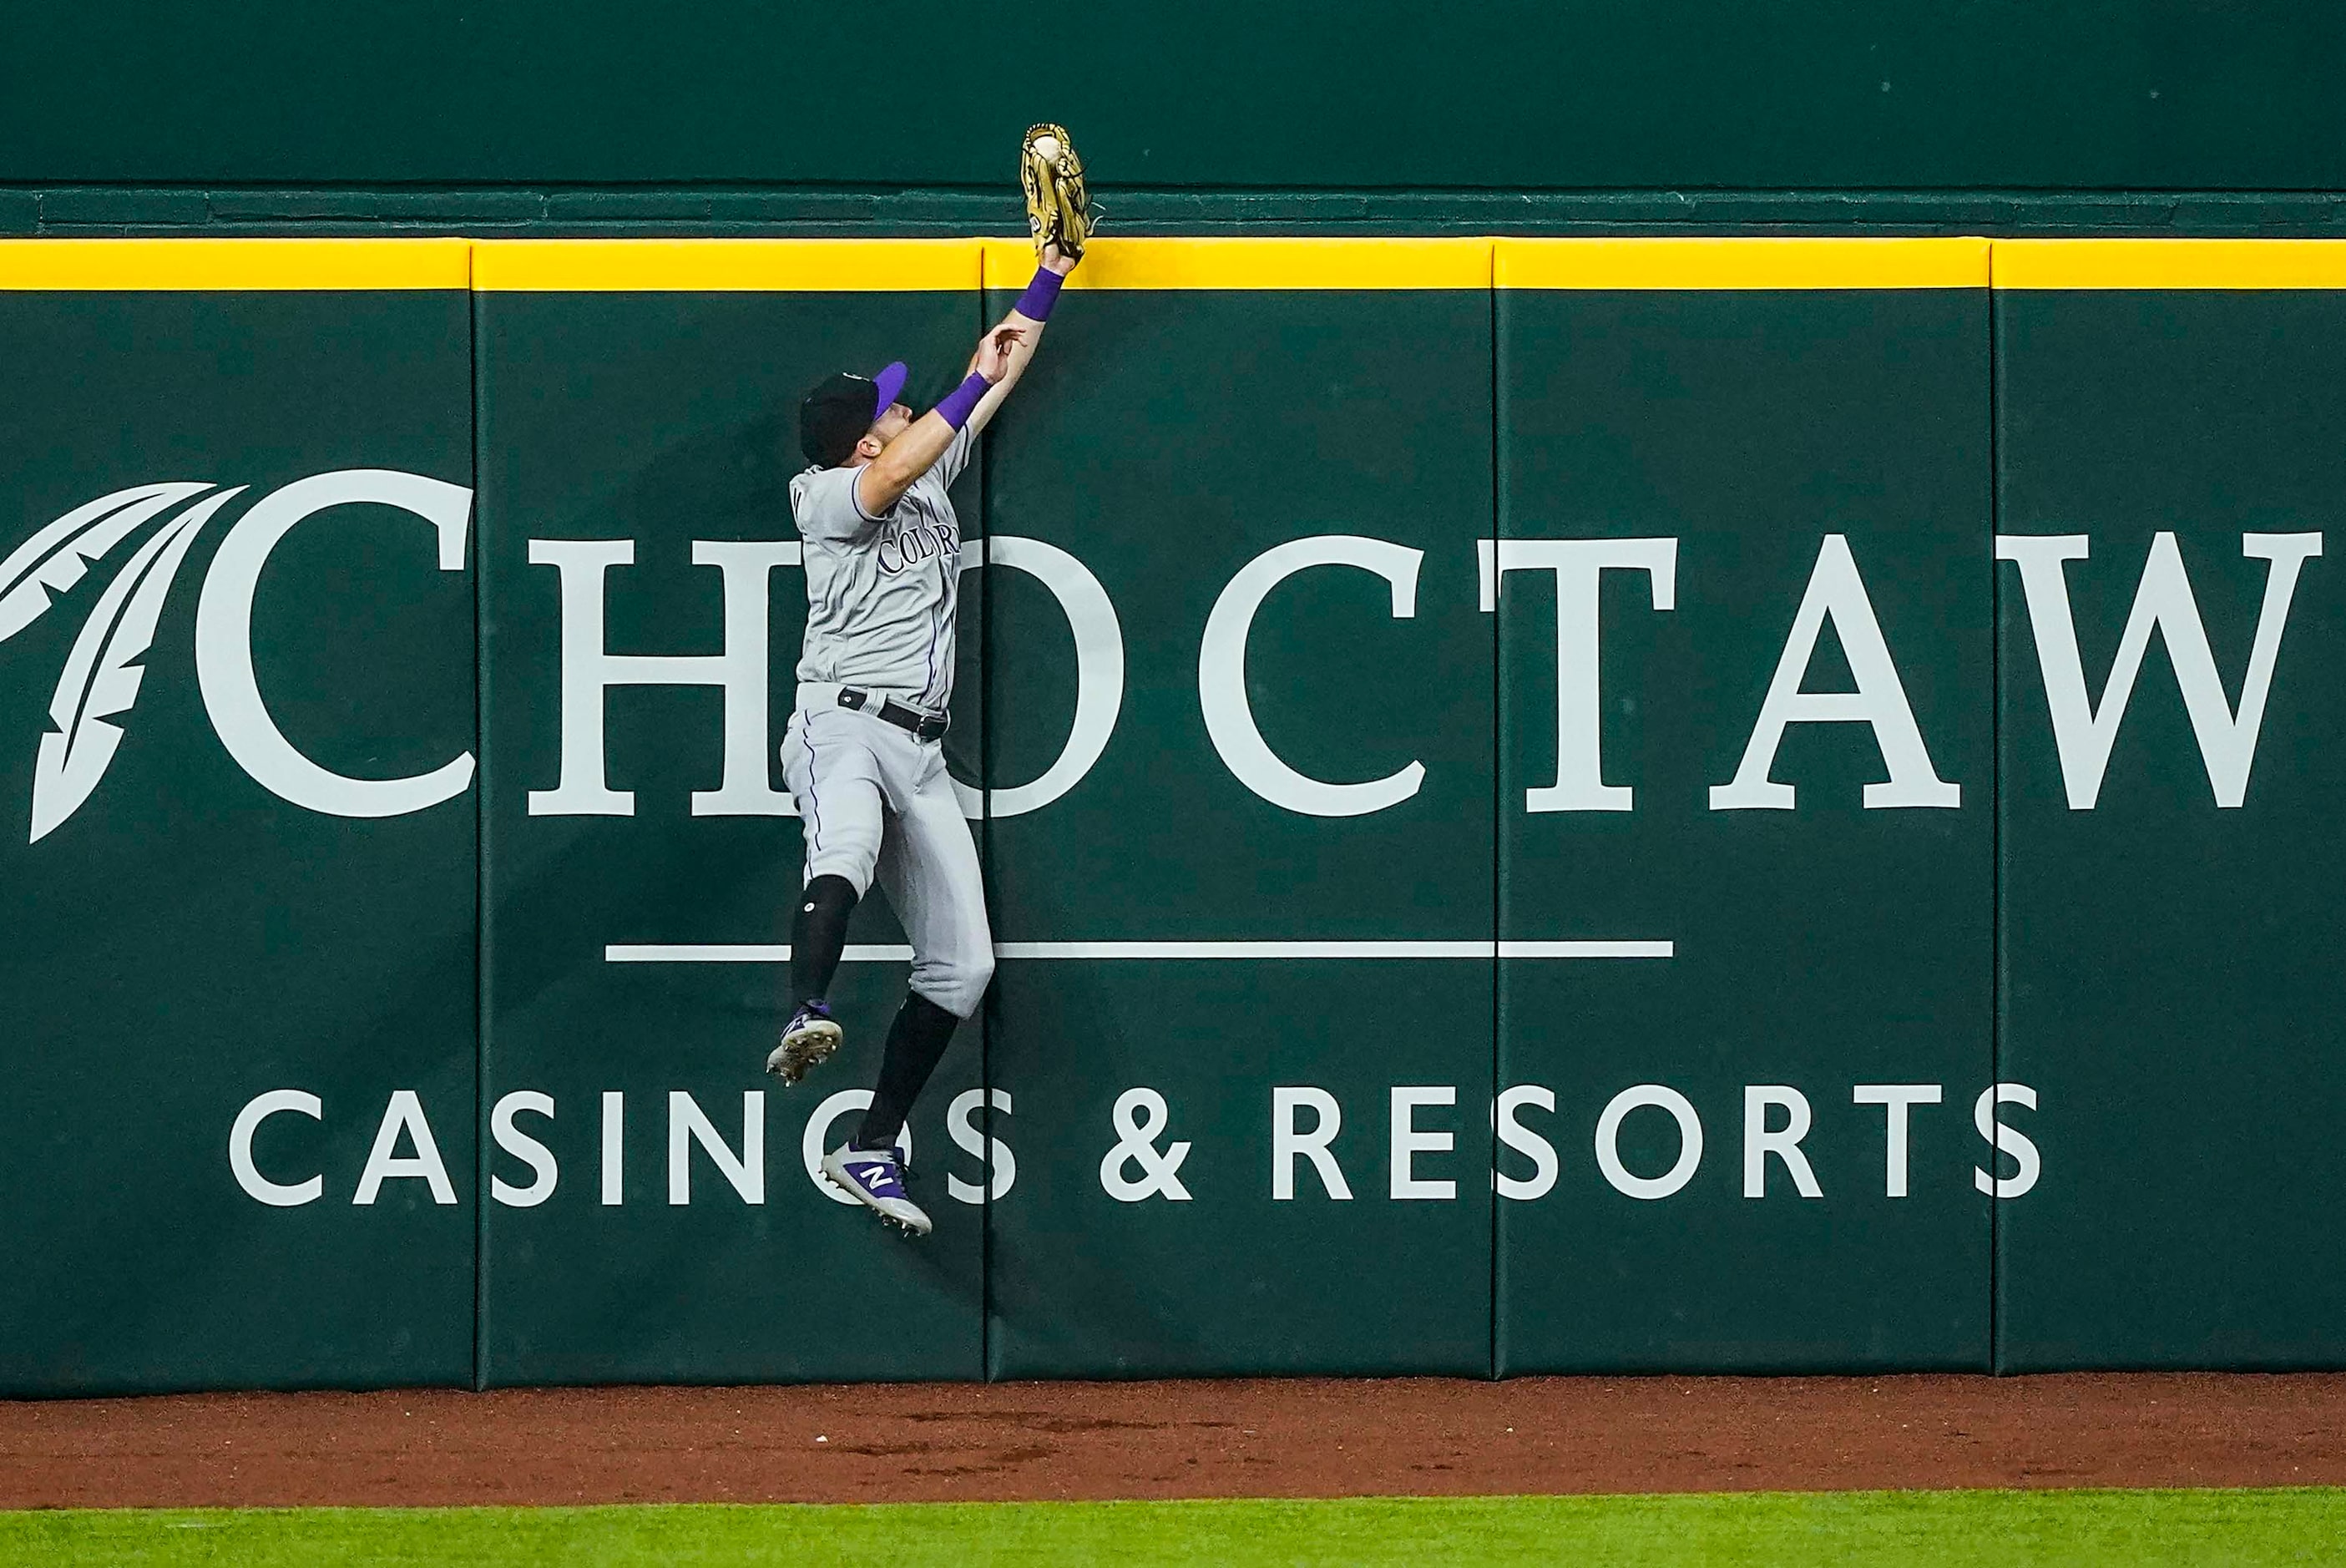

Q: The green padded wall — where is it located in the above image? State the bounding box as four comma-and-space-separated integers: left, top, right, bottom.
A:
8, 236, 2346, 1392
0, 241, 478, 1392
1494, 241, 1995, 1372
978, 241, 1497, 1377
1994, 242, 2346, 1368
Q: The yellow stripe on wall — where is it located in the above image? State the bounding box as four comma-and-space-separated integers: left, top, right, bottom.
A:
473, 239, 979, 291
980, 237, 1493, 290
1497, 237, 1991, 290
0, 239, 471, 291
1995, 239, 2346, 289
14, 236, 2346, 294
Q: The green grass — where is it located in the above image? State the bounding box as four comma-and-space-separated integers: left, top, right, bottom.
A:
4, 1489, 2343, 1565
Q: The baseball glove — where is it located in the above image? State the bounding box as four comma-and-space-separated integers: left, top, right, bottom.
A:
1021, 124, 1100, 260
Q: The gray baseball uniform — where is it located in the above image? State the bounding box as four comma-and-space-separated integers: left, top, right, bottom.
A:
792, 423, 973, 704
782, 427, 994, 1019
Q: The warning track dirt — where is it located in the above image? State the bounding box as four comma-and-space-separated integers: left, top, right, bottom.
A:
4, 1373, 2345, 1509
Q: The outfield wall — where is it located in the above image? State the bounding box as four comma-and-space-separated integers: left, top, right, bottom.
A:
2, 236, 2340, 1392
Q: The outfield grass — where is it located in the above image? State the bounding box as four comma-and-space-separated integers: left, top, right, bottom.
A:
3, 1488, 2342, 1565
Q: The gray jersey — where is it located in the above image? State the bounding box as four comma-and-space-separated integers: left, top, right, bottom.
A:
788, 424, 973, 708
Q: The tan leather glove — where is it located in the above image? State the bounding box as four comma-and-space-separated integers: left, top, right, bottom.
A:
1021, 124, 1100, 260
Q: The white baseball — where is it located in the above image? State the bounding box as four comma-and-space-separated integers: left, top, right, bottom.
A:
1032, 134, 1063, 161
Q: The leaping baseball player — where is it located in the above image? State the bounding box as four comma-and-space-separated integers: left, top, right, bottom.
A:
769, 239, 1081, 1237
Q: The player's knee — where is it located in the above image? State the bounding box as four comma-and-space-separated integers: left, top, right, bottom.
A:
914, 947, 993, 1019
963, 946, 997, 1002
802, 846, 877, 898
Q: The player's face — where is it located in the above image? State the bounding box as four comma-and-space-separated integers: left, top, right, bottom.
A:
871, 402, 913, 443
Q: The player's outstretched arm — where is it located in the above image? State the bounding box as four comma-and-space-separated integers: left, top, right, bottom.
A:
853, 325, 1021, 517
966, 243, 1079, 437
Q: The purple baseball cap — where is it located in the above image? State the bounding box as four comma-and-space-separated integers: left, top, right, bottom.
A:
800, 360, 913, 467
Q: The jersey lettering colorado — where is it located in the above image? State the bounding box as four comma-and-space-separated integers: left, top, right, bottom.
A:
788, 424, 973, 708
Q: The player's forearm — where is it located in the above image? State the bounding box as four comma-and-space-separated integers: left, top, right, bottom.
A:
966, 378, 1017, 438
1000, 308, 1048, 367
857, 368, 999, 512
968, 317, 1044, 432
968, 266, 1064, 432
967, 315, 1044, 382
983, 272, 1059, 378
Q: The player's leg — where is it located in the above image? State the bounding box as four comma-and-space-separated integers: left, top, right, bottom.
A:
790, 874, 857, 1008
769, 710, 885, 1085
862, 745, 992, 1151
821, 740, 992, 1236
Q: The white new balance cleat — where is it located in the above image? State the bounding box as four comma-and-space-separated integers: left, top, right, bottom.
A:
821, 1141, 933, 1237
766, 1001, 843, 1086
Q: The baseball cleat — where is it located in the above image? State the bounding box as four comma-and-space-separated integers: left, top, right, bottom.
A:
766, 1001, 842, 1086
821, 1141, 933, 1236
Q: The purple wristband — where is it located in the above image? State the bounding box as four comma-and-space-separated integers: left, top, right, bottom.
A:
933, 371, 991, 431
1013, 266, 1064, 322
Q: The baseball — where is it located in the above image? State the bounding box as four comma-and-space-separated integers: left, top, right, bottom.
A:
1032, 134, 1063, 161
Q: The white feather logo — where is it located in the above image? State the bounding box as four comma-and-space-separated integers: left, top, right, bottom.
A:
0, 483, 250, 843
7, 470, 477, 843
0, 483, 215, 645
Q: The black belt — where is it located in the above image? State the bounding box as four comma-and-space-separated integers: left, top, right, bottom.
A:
838, 687, 950, 741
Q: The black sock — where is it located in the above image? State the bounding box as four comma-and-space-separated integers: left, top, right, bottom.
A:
855, 993, 962, 1150
790, 875, 858, 1007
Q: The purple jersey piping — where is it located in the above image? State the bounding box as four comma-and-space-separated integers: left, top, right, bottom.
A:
799, 721, 825, 856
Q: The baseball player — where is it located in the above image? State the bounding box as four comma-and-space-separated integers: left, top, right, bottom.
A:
770, 244, 1080, 1236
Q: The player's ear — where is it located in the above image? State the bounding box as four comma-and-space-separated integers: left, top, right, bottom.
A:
856, 432, 884, 460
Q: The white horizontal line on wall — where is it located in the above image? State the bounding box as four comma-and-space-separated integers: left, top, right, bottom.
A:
1494, 940, 1673, 959
604, 939, 1673, 964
